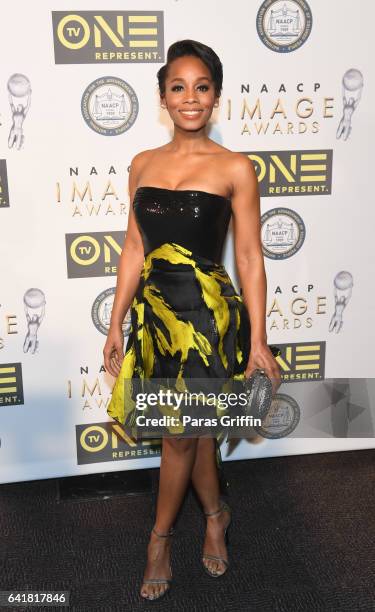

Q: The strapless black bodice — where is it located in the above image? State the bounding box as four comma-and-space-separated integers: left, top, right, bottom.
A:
133, 186, 232, 264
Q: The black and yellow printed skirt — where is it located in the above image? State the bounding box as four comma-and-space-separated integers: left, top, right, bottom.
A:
107, 242, 251, 491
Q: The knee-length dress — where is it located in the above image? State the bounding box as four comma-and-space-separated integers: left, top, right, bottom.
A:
107, 186, 251, 488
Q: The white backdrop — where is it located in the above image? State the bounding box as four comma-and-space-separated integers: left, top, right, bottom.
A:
0, 0, 374, 484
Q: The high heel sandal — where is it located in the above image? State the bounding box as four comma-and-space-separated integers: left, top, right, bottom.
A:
140, 526, 174, 601
202, 500, 231, 578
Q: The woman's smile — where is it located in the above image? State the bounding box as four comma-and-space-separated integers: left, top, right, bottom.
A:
179, 109, 204, 118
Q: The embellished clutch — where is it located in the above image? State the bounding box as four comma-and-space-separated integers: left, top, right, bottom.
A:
242, 345, 281, 420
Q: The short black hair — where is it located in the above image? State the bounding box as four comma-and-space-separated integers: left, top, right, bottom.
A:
157, 39, 223, 98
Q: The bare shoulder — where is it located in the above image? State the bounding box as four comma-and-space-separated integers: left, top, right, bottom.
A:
130, 147, 158, 168
213, 147, 256, 182
129, 147, 162, 182
226, 152, 257, 195
227, 151, 255, 176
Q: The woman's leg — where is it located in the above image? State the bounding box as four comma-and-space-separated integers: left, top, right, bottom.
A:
141, 437, 198, 599
191, 437, 221, 511
190, 437, 231, 575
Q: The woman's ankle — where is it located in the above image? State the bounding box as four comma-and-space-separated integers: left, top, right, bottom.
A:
152, 524, 174, 538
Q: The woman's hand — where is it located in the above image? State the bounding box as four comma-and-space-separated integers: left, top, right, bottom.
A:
103, 324, 125, 378
245, 342, 282, 395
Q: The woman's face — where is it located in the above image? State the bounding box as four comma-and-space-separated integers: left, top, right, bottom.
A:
161, 55, 219, 130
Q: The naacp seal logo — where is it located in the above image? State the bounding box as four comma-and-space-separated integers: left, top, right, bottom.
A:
256, 0, 312, 53
261, 207, 305, 260
91, 287, 132, 336
81, 76, 139, 135
254, 393, 300, 439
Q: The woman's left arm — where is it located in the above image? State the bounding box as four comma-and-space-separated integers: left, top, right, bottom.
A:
230, 153, 281, 388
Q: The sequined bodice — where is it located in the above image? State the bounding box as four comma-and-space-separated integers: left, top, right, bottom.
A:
133, 186, 232, 264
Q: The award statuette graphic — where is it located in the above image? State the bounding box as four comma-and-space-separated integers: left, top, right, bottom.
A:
7, 73, 32, 150
329, 271, 353, 334
23, 288, 46, 354
336, 69, 364, 141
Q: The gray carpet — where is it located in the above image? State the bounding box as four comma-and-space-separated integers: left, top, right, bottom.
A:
0, 448, 374, 611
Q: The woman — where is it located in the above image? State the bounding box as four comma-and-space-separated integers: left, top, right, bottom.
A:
103, 39, 281, 601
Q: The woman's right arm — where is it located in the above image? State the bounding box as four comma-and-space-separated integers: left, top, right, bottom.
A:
103, 153, 145, 377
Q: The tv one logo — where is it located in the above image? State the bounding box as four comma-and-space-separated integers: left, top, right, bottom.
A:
248, 149, 333, 197
276, 341, 326, 381
0, 362, 24, 405
52, 11, 165, 64
76, 422, 162, 464
65, 231, 125, 278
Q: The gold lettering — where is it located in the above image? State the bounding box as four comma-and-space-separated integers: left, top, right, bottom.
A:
71, 181, 93, 202
241, 98, 261, 120
296, 97, 313, 119
93, 15, 124, 48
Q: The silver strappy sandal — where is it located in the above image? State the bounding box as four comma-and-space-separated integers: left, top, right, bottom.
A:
202, 500, 231, 578
140, 526, 174, 600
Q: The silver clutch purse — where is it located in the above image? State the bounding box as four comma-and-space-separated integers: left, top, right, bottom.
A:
242, 345, 281, 420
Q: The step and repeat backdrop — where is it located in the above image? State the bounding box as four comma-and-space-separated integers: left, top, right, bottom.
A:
1, 0, 374, 484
